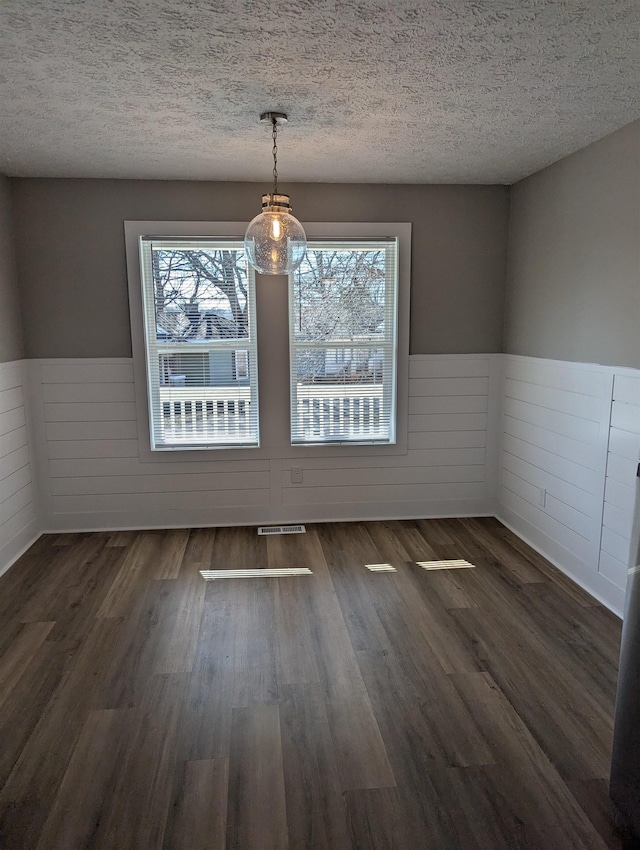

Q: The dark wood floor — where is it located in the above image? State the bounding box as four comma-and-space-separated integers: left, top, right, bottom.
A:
0, 517, 635, 849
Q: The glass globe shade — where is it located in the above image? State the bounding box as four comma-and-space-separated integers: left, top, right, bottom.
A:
244, 195, 307, 275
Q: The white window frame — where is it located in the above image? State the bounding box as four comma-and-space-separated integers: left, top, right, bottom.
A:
286, 222, 411, 458
125, 221, 411, 463
289, 236, 399, 446
125, 221, 262, 458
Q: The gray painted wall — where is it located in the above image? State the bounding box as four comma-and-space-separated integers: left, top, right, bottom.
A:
9, 180, 509, 359
0, 175, 24, 362
505, 119, 640, 369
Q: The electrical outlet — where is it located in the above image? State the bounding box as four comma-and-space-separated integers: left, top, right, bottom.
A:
538, 487, 546, 508
291, 466, 303, 484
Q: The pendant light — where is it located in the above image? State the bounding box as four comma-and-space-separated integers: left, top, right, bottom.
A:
244, 112, 307, 275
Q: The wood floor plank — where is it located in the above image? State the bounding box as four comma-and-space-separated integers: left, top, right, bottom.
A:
344, 785, 441, 850
361, 520, 412, 565
154, 528, 191, 579
457, 516, 547, 584
416, 565, 480, 609
210, 524, 269, 571
267, 526, 335, 590
51, 533, 80, 547
447, 671, 611, 847
0, 798, 46, 850
105, 529, 138, 547
180, 527, 217, 567
92, 672, 188, 850
357, 647, 494, 774
295, 561, 396, 791
415, 517, 457, 546
427, 763, 599, 850
450, 604, 614, 780
0, 618, 24, 667
228, 575, 279, 707
0, 639, 70, 797
45, 545, 126, 643
227, 703, 289, 850
381, 519, 480, 608
96, 530, 165, 618
0, 618, 123, 847
0, 616, 123, 805
492, 518, 601, 607
18, 535, 107, 623
279, 683, 353, 850
163, 758, 229, 850
446, 540, 614, 702
274, 577, 322, 686
0, 552, 57, 624
392, 564, 484, 674
175, 592, 236, 761
152, 569, 207, 675
96, 577, 175, 709
516, 580, 620, 711
0, 620, 55, 711
383, 518, 440, 561
318, 523, 393, 653
198, 526, 279, 705
323, 689, 396, 793
35, 708, 128, 850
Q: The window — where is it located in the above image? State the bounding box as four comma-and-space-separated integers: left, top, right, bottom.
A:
289, 238, 398, 445
138, 237, 259, 450
126, 221, 410, 460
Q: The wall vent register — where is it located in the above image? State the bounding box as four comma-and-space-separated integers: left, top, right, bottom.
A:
257, 525, 306, 535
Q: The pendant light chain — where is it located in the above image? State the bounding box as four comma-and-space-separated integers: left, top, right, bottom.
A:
271, 117, 279, 195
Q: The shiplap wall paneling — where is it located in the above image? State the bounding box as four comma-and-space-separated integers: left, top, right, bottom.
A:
0, 361, 39, 574
599, 373, 640, 590
35, 360, 271, 531
497, 356, 621, 612
281, 355, 495, 518
408, 355, 495, 516
35, 356, 497, 530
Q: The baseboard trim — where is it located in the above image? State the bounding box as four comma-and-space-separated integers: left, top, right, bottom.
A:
41, 507, 495, 535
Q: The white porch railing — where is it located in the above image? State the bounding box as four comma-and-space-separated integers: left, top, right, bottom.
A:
159, 386, 253, 441
158, 383, 385, 442
293, 383, 385, 440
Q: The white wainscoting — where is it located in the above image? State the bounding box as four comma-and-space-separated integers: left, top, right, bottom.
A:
280, 355, 500, 518
599, 373, 640, 593
0, 360, 39, 575
29, 355, 499, 533
497, 355, 640, 615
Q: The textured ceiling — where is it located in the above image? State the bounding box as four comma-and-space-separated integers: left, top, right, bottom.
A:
0, 0, 638, 184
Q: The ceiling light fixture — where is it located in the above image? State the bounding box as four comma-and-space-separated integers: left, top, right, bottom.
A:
244, 112, 307, 275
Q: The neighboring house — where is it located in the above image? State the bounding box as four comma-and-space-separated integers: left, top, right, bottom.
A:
157, 308, 250, 387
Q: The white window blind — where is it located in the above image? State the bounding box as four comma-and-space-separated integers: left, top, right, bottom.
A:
139, 238, 259, 450
289, 238, 398, 445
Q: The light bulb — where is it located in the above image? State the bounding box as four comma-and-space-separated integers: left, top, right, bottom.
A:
271, 217, 283, 241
